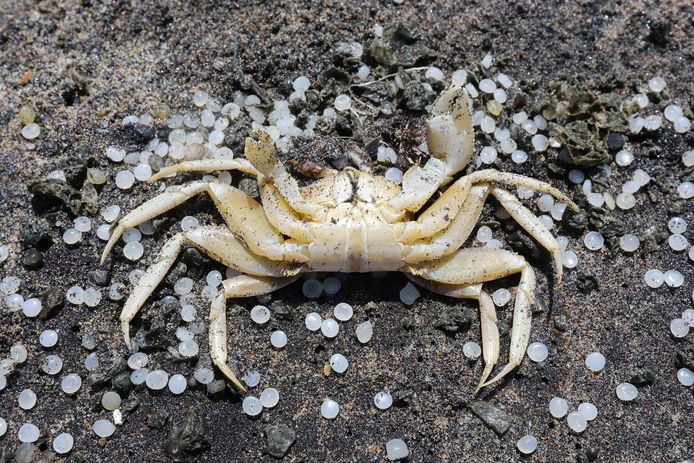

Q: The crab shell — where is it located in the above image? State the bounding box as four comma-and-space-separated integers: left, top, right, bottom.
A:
102, 86, 577, 393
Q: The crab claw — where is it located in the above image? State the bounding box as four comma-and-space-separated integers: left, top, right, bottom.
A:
426, 86, 474, 182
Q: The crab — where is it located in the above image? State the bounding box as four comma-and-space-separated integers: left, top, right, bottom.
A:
101, 86, 577, 393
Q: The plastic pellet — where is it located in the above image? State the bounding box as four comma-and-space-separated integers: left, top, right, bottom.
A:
168, 374, 187, 394
61, 374, 82, 394
463, 341, 481, 359
146, 370, 169, 390
18, 389, 37, 410
585, 352, 606, 372
101, 391, 122, 411
18, 423, 40, 443
677, 368, 694, 386
243, 396, 263, 416
251, 305, 271, 324
302, 279, 323, 299
92, 420, 116, 438
270, 330, 287, 348
549, 397, 568, 418
260, 388, 280, 408
329, 354, 349, 373
305, 312, 322, 331
399, 282, 420, 305
527, 342, 549, 362
567, 412, 587, 432
39, 329, 58, 347
321, 319, 339, 338
616, 382, 638, 401
374, 390, 393, 410
356, 321, 373, 343
194, 368, 214, 385
43, 355, 63, 375
242, 370, 260, 388
321, 399, 340, 419
386, 439, 409, 461
670, 318, 689, 338
22, 298, 42, 317
517, 435, 538, 454
52, 432, 74, 454
333, 302, 353, 321
644, 269, 664, 288
578, 402, 598, 421
583, 231, 604, 251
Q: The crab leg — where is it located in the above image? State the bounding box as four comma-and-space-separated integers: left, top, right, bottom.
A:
258, 180, 316, 242
409, 248, 536, 390
118, 226, 296, 348
101, 181, 309, 265
406, 276, 499, 391
403, 184, 490, 263
210, 275, 299, 392
468, 169, 578, 210
148, 158, 259, 182
491, 187, 563, 283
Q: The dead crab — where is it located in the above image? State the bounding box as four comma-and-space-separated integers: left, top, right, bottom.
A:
101, 86, 577, 393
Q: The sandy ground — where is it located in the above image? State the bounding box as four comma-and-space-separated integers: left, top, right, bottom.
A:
0, 1, 693, 462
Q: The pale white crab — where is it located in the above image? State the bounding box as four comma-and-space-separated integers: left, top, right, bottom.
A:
101, 86, 576, 393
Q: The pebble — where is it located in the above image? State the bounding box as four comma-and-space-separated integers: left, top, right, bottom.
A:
527, 342, 549, 362
386, 439, 409, 461
320, 399, 340, 419
578, 402, 598, 421
243, 396, 263, 416
333, 302, 353, 321
677, 368, 694, 386
583, 231, 604, 251
549, 397, 568, 418
93, 419, 116, 438
356, 321, 373, 343
567, 412, 587, 432
585, 352, 606, 372
146, 370, 169, 390
52, 432, 74, 454
251, 305, 271, 324
39, 329, 58, 347
102, 391, 122, 410
463, 341, 482, 359
260, 388, 280, 408
305, 312, 322, 331
616, 382, 639, 401
644, 269, 664, 288
670, 318, 689, 338
517, 435, 538, 454
61, 374, 82, 394
18, 389, 37, 410
329, 354, 349, 373
271, 330, 288, 348
374, 390, 393, 410
42, 355, 63, 374
321, 319, 339, 338
18, 423, 40, 443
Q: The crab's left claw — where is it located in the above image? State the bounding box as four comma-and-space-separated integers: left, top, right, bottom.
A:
426, 86, 474, 182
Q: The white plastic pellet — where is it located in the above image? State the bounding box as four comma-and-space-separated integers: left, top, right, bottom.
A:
585, 352, 606, 372
321, 399, 340, 419
616, 382, 638, 401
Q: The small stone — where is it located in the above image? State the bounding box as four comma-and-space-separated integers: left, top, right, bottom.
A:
468, 400, 511, 436
265, 424, 296, 459
163, 405, 211, 461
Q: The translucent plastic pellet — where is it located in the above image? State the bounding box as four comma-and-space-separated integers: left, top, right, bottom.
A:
386, 439, 409, 461
492, 288, 511, 306
517, 435, 538, 454
270, 330, 287, 348
84, 352, 99, 371
242, 370, 260, 388
578, 402, 598, 421
250, 305, 271, 324
42, 355, 63, 375
260, 388, 280, 408
174, 277, 194, 295
463, 341, 481, 359
130, 368, 148, 385
321, 399, 340, 419
101, 391, 122, 411
668, 234, 689, 251
527, 342, 549, 362
92, 420, 116, 438
243, 396, 263, 416
61, 374, 82, 394
563, 251, 578, 269
321, 319, 339, 338
585, 352, 606, 372
664, 269, 684, 288
39, 329, 58, 347
356, 321, 373, 343
302, 279, 323, 299
123, 241, 144, 261
399, 282, 420, 305
18, 423, 40, 443
644, 269, 664, 288
18, 389, 37, 410
616, 382, 638, 401
146, 370, 169, 390
52, 432, 74, 454
168, 374, 187, 394
619, 234, 640, 252
670, 318, 689, 338
476, 225, 493, 243
333, 302, 353, 321
549, 397, 568, 418
179, 340, 199, 357
677, 368, 694, 386
323, 277, 342, 295
330, 354, 349, 373
566, 412, 587, 432
668, 217, 687, 234
305, 312, 322, 331
583, 231, 604, 251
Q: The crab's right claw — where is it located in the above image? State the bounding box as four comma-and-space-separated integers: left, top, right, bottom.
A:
426, 86, 474, 182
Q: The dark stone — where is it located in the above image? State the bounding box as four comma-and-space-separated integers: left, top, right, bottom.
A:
148, 154, 165, 172
88, 269, 110, 287
111, 371, 133, 392
433, 306, 474, 334
120, 395, 141, 414
675, 346, 694, 370
575, 272, 598, 294
40, 287, 64, 318
86, 356, 128, 388
317, 67, 352, 97
265, 424, 296, 459
507, 229, 542, 260
238, 178, 259, 198
646, 21, 670, 48
20, 220, 51, 249
369, 22, 431, 69
554, 314, 570, 332
629, 369, 655, 387
577, 447, 599, 463
148, 408, 170, 429
606, 132, 624, 150
30, 179, 99, 216
22, 248, 42, 268
181, 248, 207, 271
120, 123, 155, 145
399, 80, 436, 111
468, 400, 512, 436
164, 405, 211, 462
564, 209, 589, 234
401, 316, 416, 330
639, 225, 667, 255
